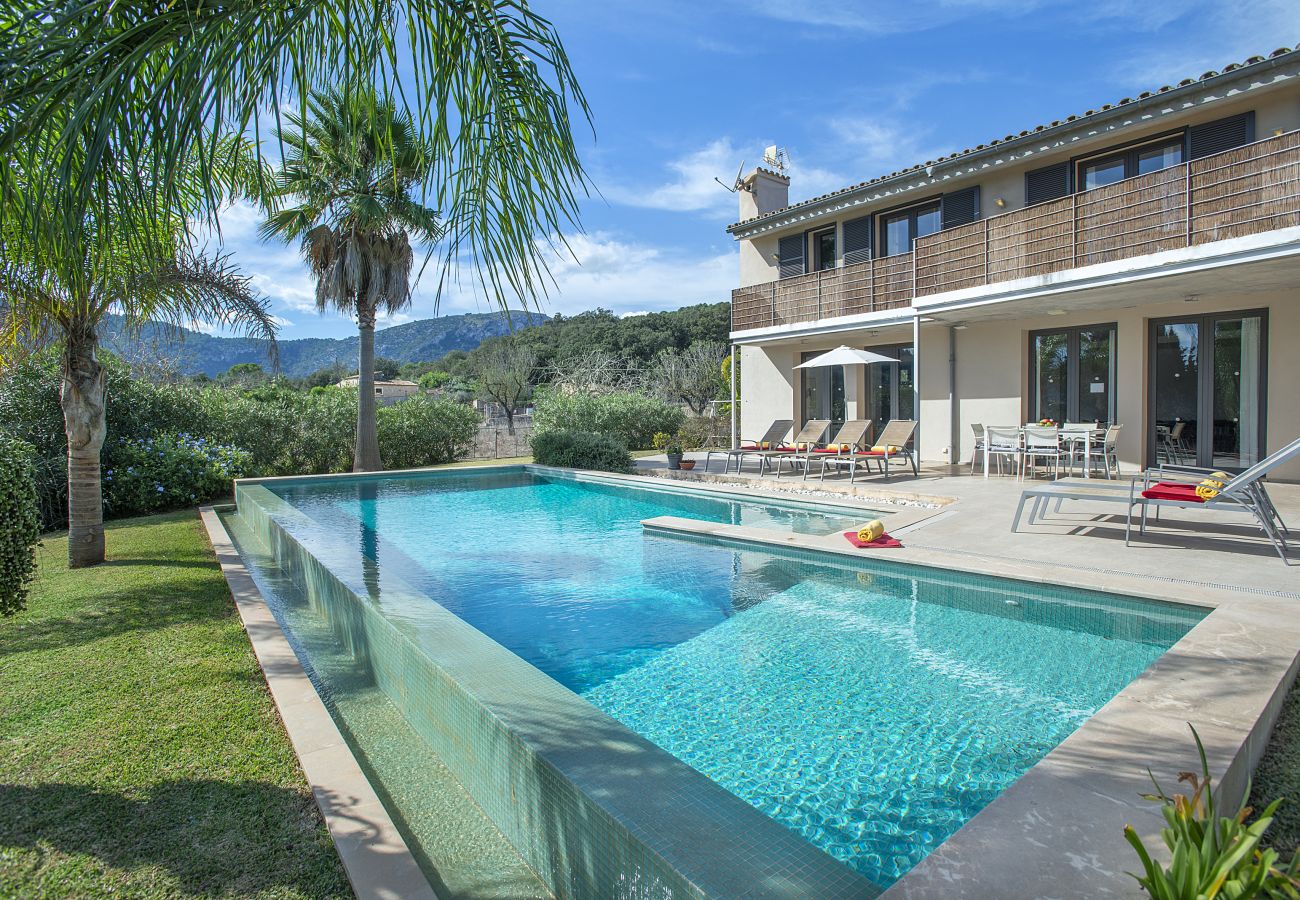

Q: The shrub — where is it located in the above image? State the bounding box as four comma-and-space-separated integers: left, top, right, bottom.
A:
532, 391, 684, 450
530, 429, 633, 473
377, 396, 479, 469
104, 433, 250, 517
0, 435, 41, 616
1125, 725, 1300, 897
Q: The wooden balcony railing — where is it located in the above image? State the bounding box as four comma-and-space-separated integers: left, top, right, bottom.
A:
732, 130, 1300, 332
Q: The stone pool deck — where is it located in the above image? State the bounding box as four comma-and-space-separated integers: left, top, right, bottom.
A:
634, 454, 1300, 898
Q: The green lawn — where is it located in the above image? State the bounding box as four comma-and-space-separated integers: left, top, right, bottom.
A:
0, 511, 350, 899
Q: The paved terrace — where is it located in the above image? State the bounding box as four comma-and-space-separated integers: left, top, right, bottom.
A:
635, 455, 1299, 597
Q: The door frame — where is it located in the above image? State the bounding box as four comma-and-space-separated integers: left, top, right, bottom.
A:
1026, 323, 1119, 424
1146, 307, 1269, 470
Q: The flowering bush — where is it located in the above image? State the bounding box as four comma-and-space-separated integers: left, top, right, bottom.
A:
104, 433, 250, 517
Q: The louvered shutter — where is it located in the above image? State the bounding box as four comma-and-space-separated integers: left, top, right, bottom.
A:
777, 234, 805, 278
940, 186, 981, 229
842, 215, 873, 265
1025, 162, 1071, 206
1188, 112, 1255, 160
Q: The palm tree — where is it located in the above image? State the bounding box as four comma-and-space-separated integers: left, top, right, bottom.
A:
1, 1, 589, 327
261, 87, 441, 471
0, 141, 277, 567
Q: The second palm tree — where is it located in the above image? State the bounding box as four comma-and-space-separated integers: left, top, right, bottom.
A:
262, 86, 441, 471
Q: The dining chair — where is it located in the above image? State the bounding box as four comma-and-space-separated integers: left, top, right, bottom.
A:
1060, 422, 1095, 476
1023, 425, 1063, 480
969, 423, 986, 475
983, 426, 1023, 478
1086, 424, 1123, 478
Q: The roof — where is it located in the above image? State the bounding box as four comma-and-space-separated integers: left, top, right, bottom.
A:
727, 45, 1300, 234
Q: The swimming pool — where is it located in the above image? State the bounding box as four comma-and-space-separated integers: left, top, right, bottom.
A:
230, 466, 1206, 894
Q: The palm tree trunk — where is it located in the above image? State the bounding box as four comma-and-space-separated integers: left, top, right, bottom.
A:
354, 301, 383, 472
61, 318, 107, 567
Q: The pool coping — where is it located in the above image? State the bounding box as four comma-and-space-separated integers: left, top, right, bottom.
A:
198, 507, 439, 900
221, 464, 1300, 898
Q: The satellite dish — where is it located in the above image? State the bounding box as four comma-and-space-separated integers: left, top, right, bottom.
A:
714, 159, 748, 194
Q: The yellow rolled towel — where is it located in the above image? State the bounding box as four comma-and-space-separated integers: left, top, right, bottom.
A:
796, 442, 809, 451
870, 445, 903, 454
1196, 478, 1222, 500
839, 443, 852, 452
759, 440, 771, 450
857, 520, 885, 543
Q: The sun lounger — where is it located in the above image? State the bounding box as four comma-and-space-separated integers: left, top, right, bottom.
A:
747, 420, 832, 476
817, 420, 919, 481
703, 420, 793, 474
769, 420, 872, 479
1125, 437, 1300, 562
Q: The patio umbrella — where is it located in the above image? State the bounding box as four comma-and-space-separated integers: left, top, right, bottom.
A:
794, 346, 899, 368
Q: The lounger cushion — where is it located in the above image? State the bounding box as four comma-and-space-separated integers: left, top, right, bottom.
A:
843, 530, 903, 549
1141, 482, 1205, 503
810, 447, 843, 453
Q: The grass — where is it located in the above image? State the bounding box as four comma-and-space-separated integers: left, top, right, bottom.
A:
0, 511, 350, 899
1252, 680, 1300, 858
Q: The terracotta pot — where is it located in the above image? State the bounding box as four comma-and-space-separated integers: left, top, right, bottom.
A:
679, 460, 696, 470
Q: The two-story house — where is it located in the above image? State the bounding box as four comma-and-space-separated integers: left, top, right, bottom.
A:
727, 47, 1300, 479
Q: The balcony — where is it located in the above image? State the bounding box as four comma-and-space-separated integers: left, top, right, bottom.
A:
731, 130, 1300, 333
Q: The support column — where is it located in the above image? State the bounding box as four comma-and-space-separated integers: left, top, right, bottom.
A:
843, 363, 867, 423
912, 316, 922, 450
729, 344, 738, 449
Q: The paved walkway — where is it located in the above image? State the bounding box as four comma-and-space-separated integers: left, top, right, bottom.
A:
636, 454, 1299, 598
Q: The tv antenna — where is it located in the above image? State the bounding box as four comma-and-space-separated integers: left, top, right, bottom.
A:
763, 145, 789, 174
714, 160, 748, 194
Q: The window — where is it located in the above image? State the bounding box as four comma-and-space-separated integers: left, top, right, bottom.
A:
1079, 137, 1183, 191
812, 228, 837, 271
1028, 324, 1117, 424
801, 350, 845, 433
880, 202, 941, 257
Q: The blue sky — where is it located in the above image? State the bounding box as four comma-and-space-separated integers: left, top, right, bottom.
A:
207, 0, 1299, 340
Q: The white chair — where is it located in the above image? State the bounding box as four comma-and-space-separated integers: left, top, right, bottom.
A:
969, 423, 986, 475
983, 427, 1023, 478
1023, 425, 1063, 480
1060, 422, 1094, 476
1085, 424, 1122, 479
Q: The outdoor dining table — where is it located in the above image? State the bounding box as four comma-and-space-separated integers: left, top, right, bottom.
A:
984, 425, 1107, 479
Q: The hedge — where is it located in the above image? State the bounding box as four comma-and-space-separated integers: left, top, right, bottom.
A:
531, 391, 684, 450
530, 430, 634, 473
0, 435, 41, 616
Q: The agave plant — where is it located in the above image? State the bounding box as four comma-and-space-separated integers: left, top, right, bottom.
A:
1125, 726, 1300, 899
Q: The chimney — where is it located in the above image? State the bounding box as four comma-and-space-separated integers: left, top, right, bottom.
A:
738, 166, 790, 221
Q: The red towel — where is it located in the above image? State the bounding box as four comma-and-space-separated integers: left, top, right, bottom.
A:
843, 531, 904, 549
1140, 482, 1205, 502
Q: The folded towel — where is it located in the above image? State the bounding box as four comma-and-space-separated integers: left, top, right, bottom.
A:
1196, 477, 1223, 500
869, 445, 903, 454
856, 520, 885, 544
844, 529, 903, 549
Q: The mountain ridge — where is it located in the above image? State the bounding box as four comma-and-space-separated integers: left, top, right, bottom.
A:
99, 310, 550, 378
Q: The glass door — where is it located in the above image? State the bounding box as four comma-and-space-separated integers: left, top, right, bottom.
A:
866, 344, 914, 430
1149, 311, 1267, 470
1028, 324, 1116, 424
800, 352, 844, 434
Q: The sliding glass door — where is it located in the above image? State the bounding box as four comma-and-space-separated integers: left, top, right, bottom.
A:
1149, 310, 1267, 470
867, 344, 914, 429
1029, 324, 1117, 424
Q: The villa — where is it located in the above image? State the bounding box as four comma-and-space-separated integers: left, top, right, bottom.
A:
729, 47, 1300, 480
336, 374, 421, 403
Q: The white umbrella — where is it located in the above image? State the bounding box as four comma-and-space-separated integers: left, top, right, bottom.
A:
794, 345, 899, 368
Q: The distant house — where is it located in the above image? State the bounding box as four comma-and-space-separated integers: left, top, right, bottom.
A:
337, 375, 421, 405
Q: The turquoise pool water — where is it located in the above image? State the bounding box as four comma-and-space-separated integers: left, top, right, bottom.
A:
262, 468, 1204, 887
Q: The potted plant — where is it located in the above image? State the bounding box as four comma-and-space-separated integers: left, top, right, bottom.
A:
653, 432, 684, 470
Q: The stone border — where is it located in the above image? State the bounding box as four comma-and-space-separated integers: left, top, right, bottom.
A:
198, 507, 437, 900
641, 515, 1300, 898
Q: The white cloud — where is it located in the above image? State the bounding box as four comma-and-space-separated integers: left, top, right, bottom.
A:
429, 232, 736, 319
743, 0, 1042, 35
826, 118, 953, 177
603, 138, 743, 215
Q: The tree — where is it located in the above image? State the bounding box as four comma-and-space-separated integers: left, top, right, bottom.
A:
261, 86, 441, 471
650, 341, 728, 416
223, 362, 268, 388
373, 357, 403, 381
473, 338, 538, 436
0, 144, 276, 567
2, 1, 590, 343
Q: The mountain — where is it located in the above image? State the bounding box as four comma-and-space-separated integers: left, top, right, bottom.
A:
100, 310, 550, 378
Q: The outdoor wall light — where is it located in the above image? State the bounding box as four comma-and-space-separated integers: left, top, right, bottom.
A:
995, 197, 1006, 208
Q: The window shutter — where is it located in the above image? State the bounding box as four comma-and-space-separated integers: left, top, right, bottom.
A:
940, 186, 981, 229
841, 215, 873, 265
777, 234, 805, 278
1188, 112, 1255, 159
1025, 162, 1071, 206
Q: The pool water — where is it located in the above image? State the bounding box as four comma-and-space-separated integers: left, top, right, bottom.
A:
263, 468, 1204, 887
